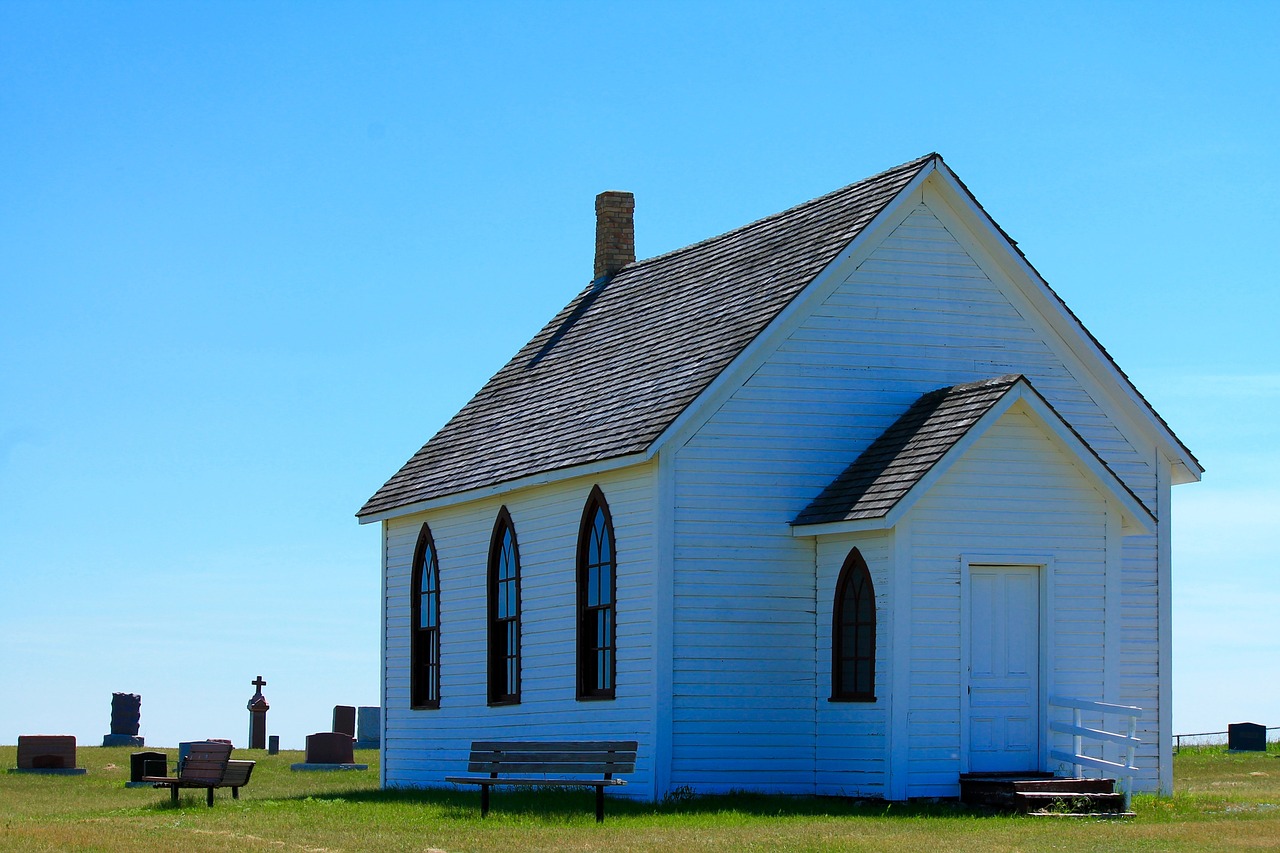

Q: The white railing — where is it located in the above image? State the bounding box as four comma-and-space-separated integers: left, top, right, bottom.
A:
1048, 696, 1142, 799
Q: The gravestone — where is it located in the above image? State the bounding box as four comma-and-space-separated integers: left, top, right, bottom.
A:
354, 706, 381, 750
102, 692, 145, 747
289, 732, 368, 771
10, 735, 86, 775
1229, 722, 1267, 751
332, 705, 356, 739
247, 675, 270, 749
306, 731, 355, 764
126, 750, 168, 787
268, 735, 280, 755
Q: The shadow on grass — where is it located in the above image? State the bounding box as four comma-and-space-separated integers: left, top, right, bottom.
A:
252, 785, 976, 822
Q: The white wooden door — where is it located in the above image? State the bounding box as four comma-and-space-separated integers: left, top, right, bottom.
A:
968, 565, 1040, 772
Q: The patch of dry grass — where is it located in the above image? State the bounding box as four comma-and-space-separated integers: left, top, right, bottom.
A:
3, 745, 1280, 851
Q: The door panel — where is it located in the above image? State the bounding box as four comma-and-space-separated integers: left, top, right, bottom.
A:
968, 565, 1040, 772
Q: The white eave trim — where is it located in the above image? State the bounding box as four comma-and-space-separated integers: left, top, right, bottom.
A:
792, 380, 1157, 539
355, 450, 652, 524
927, 160, 1202, 485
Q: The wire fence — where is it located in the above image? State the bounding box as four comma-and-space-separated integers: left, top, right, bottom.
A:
1173, 727, 1280, 752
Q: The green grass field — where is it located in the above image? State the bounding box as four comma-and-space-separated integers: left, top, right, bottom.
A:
3, 745, 1279, 851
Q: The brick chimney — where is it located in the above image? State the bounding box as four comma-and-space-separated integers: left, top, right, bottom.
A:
594, 191, 635, 280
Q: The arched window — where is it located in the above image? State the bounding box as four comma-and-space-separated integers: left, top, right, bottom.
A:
832, 547, 876, 701
410, 523, 441, 709
487, 508, 520, 705
577, 486, 616, 700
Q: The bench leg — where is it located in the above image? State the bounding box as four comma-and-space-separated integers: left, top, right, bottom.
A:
596, 787, 604, 823
480, 785, 490, 818
207, 787, 214, 807
232, 786, 240, 800
171, 785, 178, 804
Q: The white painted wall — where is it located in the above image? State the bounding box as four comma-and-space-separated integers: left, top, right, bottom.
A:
380, 462, 659, 797
815, 532, 892, 797
902, 408, 1117, 797
668, 194, 1166, 795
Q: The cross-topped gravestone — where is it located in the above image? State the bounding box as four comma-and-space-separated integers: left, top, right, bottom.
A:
246, 675, 270, 749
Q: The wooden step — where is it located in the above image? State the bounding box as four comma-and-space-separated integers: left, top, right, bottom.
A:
959, 773, 1126, 814
1009, 778, 1116, 794
1015, 791, 1128, 814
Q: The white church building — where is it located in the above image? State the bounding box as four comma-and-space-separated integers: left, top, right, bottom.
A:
357, 154, 1200, 800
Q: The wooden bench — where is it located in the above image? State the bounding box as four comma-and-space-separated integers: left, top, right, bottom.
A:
141, 741, 254, 806
446, 740, 637, 822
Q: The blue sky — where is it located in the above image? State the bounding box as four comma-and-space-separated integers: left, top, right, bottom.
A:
1, 1, 1276, 749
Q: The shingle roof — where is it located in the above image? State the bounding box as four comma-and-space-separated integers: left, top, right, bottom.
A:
358, 154, 937, 518
792, 375, 1024, 526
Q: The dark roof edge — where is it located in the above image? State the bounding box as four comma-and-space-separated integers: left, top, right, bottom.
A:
641, 154, 939, 457
355, 447, 654, 521
931, 158, 1202, 477
1015, 377, 1157, 522
620, 153, 939, 276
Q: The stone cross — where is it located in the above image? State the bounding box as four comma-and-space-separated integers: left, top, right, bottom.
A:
247, 675, 270, 749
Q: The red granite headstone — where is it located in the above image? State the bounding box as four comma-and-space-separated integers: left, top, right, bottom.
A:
305, 732, 355, 765
17, 735, 77, 770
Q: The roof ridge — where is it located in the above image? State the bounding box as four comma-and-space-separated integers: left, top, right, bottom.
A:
618, 153, 938, 274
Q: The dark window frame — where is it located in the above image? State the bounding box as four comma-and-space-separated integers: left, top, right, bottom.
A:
487, 507, 521, 705
409, 523, 441, 709
831, 547, 876, 702
576, 486, 617, 701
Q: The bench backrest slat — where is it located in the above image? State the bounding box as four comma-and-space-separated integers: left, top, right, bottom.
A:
466, 761, 636, 774
178, 742, 233, 784
465, 741, 637, 776
470, 741, 637, 752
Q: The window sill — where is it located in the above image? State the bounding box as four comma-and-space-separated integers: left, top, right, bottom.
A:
828, 694, 877, 703
576, 692, 616, 702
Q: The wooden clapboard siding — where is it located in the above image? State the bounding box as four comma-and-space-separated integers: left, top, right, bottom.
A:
815, 533, 891, 797
381, 462, 658, 796
904, 410, 1111, 798
668, 199, 1163, 796
1120, 535, 1161, 788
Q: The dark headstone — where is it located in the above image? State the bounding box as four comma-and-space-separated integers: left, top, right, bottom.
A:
332, 705, 356, 739
129, 751, 168, 783
305, 732, 355, 765
268, 735, 280, 755
110, 693, 141, 735
1229, 722, 1267, 751
102, 692, 145, 746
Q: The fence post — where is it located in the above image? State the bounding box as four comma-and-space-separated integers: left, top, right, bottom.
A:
1073, 707, 1083, 777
